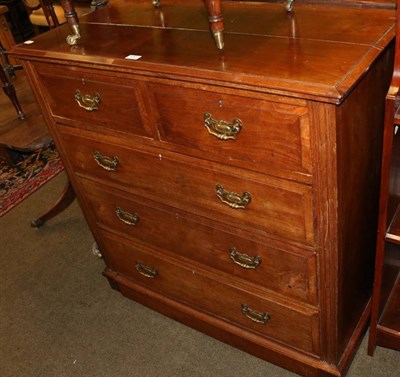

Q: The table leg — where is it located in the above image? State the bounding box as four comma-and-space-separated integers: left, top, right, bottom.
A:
0, 61, 24, 119
31, 180, 76, 227
59, 0, 81, 45
202, 0, 224, 50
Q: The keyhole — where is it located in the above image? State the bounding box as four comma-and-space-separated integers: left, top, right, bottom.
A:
218, 99, 223, 108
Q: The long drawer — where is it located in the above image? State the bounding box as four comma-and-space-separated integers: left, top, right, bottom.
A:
98, 229, 320, 355
33, 63, 154, 138
59, 126, 314, 246
79, 177, 317, 304
148, 82, 312, 180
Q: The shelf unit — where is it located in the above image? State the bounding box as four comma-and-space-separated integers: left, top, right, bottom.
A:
368, 95, 400, 353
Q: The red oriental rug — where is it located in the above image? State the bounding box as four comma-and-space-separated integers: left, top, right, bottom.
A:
0, 144, 64, 217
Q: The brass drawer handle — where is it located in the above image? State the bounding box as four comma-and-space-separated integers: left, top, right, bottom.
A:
216, 184, 251, 209
241, 304, 271, 324
93, 150, 119, 171
230, 247, 261, 269
135, 263, 158, 279
204, 112, 242, 140
115, 207, 140, 226
74, 89, 101, 111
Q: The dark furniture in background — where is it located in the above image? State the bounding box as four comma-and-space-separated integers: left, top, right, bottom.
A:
0, 0, 33, 42
0, 3, 75, 224
0, 5, 24, 119
22, 0, 93, 35
0, 4, 15, 54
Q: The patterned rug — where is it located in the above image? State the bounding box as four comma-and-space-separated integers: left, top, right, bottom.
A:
0, 143, 64, 217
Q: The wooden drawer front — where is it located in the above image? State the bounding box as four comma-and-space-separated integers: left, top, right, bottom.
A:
99, 230, 320, 355
149, 83, 311, 179
79, 177, 317, 304
60, 128, 314, 246
34, 64, 152, 138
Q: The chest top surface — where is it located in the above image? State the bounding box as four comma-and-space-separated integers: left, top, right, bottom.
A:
11, 0, 396, 103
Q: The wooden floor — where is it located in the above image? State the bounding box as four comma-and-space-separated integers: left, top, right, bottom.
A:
0, 71, 51, 152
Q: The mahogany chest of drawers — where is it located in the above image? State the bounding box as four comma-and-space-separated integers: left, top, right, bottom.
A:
11, 1, 396, 376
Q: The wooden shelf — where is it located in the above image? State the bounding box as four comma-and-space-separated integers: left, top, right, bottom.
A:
376, 270, 400, 350
380, 271, 400, 330
387, 201, 400, 244
375, 142, 400, 352
386, 130, 400, 244
369, 70, 400, 355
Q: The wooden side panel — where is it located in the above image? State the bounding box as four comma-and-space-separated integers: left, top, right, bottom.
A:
335, 44, 394, 360
309, 101, 339, 364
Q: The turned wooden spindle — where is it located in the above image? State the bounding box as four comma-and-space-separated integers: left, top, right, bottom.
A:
153, 0, 224, 49
0, 64, 25, 119
59, 0, 225, 49
202, 0, 224, 50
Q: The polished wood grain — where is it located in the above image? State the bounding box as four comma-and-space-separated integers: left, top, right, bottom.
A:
11, 2, 395, 103
334, 44, 393, 358
105, 267, 340, 377
33, 63, 156, 138
85, 1, 394, 45
99, 228, 320, 355
58, 125, 315, 246
11, 2, 396, 376
78, 176, 318, 304
202, 0, 224, 49
149, 82, 312, 180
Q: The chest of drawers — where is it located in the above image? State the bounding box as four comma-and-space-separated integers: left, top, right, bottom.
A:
11, 1, 396, 376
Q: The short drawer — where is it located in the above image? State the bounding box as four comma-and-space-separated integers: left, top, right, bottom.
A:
149, 83, 312, 179
79, 177, 317, 304
99, 230, 320, 355
33, 63, 153, 138
60, 127, 314, 246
